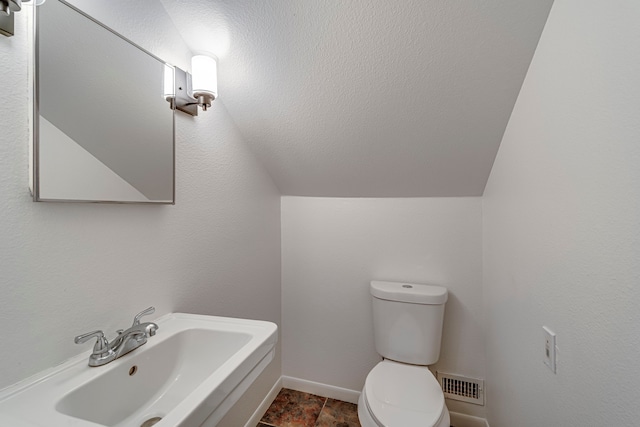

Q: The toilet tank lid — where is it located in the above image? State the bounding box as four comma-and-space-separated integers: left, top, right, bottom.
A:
370, 281, 448, 304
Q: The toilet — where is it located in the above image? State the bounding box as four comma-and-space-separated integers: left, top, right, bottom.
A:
358, 280, 450, 427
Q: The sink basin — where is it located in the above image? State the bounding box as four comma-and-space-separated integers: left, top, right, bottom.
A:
0, 313, 278, 426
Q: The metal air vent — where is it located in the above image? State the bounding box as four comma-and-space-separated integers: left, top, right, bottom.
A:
437, 372, 484, 405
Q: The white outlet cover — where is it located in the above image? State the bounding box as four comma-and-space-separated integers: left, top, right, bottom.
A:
543, 326, 557, 373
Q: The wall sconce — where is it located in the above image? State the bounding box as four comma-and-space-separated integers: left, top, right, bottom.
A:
164, 54, 218, 117
1, 0, 31, 37
191, 54, 218, 111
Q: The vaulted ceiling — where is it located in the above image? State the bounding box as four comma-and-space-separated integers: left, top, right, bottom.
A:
161, 0, 554, 197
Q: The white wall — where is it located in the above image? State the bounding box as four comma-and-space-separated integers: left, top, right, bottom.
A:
0, 8, 281, 426
282, 197, 485, 416
483, 0, 640, 425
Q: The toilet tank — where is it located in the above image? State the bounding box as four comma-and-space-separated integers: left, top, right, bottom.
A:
370, 281, 448, 365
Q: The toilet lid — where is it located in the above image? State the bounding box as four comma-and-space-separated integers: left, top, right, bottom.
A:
365, 360, 445, 427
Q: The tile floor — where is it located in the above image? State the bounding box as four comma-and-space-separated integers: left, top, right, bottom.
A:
257, 388, 361, 427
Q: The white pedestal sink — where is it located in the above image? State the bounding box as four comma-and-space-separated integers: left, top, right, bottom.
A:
0, 314, 278, 426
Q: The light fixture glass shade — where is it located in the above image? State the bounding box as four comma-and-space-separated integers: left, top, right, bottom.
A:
191, 54, 217, 99
163, 64, 175, 100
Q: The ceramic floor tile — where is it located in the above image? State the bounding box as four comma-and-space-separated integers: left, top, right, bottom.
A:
260, 388, 327, 427
314, 398, 361, 427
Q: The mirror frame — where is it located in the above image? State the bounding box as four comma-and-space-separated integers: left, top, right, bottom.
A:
32, 0, 176, 204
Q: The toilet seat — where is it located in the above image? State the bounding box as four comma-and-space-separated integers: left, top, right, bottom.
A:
363, 360, 446, 427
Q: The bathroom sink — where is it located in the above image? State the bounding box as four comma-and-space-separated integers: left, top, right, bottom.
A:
0, 313, 278, 427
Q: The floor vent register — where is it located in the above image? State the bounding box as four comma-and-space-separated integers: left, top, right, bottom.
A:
436, 372, 484, 405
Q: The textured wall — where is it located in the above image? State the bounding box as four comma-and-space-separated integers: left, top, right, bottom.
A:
282, 197, 485, 417
0, 7, 281, 426
483, 0, 640, 425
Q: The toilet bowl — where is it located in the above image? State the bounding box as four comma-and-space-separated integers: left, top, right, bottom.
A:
357, 360, 450, 427
357, 281, 450, 427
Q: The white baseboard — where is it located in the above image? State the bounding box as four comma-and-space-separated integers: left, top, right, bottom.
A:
281, 376, 360, 404
450, 411, 490, 427
244, 376, 283, 427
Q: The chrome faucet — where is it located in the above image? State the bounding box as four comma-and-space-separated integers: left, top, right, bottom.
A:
74, 307, 159, 367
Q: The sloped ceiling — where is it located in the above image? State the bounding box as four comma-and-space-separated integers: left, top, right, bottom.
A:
161, 0, 554, 197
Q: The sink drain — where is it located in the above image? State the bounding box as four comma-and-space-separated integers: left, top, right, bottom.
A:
140, 417, 162, 427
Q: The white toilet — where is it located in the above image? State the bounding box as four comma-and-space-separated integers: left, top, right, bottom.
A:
358, 280, 450, 427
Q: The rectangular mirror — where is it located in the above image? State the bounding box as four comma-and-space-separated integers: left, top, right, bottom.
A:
33, 0, 175, 204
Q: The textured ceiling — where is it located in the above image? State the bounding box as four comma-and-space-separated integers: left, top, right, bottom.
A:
161, 0, 554, 197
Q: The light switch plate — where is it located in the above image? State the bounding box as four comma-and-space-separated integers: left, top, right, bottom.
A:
543, 326, 556, 373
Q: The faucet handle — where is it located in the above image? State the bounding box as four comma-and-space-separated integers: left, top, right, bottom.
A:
132, 306, 155, 326
74, 330, 110, 355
